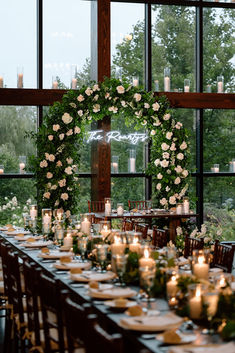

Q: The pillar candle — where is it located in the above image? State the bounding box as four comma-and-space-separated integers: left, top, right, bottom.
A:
19, 162, 25, 174
183, 199, 190, 214
189, 286, 202, 319
139, 249, 155, 267
105, 201, 111, 216
167, 275, 178, 297
0, 168, 4, 174
112, 162, 118, 173
0, 76, 3, 88
129, 158, 136, 173
64, 234, 73, 248
52, 80, 58, 89
81, 217, 91, 235
111, 236, 125, 255
184, 85, 190, 92
17, 73, 23, 88
217, 81, 223, 93
164, 77, 170, 92
30, 206, 37, 220
117, 205, 124, 216
193, 255, 209, 280
129, 237, 140, 253
71, 78, 77, 89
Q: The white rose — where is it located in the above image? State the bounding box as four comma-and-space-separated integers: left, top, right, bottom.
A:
169, 196, 176, 205
93, 84, 100, 91
48, 154, 55, 162
160, 159, 169, 168
105, 92, 110, 99
163, 113, 171, 120
56, 161, 62, 167
46, 172, 53, 179
157, 173, 163, 179
167, 169, 171, 174
175, 165, 183, 173
61, 193, 69, 201
150, 130, 156, 136
180, 141, 187, 150
117, 85, 125, 94
66, 157, 73, 164
144, 103, 150, 109
121, 100, 127, 107
65, 210, 71, 218
53, 124, 60, 132
162, 152, 169, 159
170, 143, 176, 151
161, 143, 170, 151
43, 192, 51, 199
134, 93, 141, 102
156, 183, 161, 190
74, 126, 81, 134
85, 87, 93, 96
77, 94, 84, 102
160, 198, 167, 206
141, 120, 147, 126
69, 102, 77, 108
152, 102, 160, 111
93, 104, 100, 113
51, 185, 57, 190
48, 135, 53, 141
177, 153, 184, 160
182, 170, 189, 177
62, 113, 73, 124
154, 159, 160, 167
93, 94, 99, 101
59, 134, 64, 140
58, 179, 66, 187
66, 129, 73, 136
40, 160, 48, 168
166, 132, 173, 140
166, 186, 170, 192
176, 227, 183, 236
65, 166, 73, 175
77, 110, 83, 117
174, 177, 181, 185
175, 122, 182, 129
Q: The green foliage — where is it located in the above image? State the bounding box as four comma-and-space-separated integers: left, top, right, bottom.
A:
123, 251, 141, 285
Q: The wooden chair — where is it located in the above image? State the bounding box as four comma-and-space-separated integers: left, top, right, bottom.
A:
128, 200, 147, 211
122, 218, 134, 231
152, 226, 169, 248
85, 314, 123, 353
212, 240, 235, 273
134, 223, 149, 239
38, 271, 65, 353
184, 235, 204, 258
88, 200, 105, 213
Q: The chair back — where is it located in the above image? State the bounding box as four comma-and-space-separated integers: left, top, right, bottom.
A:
212, 240, 235, 273
184, 235, 204, 258
38, 271, 65, 353
85, 314, 123, 353
128, 200, 147, 211
88, 200, 105, 213
152, 227, 168, 248
134, 223, 149, 239
122, 218, 134, 231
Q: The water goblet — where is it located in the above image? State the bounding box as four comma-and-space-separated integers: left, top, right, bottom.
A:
78, 236, 88, 262
112, 254, 128, 287
95, 244, 109, 272
139, 264, 156, 309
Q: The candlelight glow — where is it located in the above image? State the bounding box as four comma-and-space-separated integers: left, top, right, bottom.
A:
219, 276, 226, 288
196, 286, 201, 297
198, 255, 205, 265
114, 235, 121, 244
171, 275, 177, 282
103, 225, 108, 231
133, 237, 138, 244
144, 248, 149, 258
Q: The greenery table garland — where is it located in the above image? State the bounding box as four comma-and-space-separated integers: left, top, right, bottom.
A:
30, 77, 190, 218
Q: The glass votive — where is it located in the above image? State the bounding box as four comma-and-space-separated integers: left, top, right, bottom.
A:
23, 213, 30, 229
0, 74, 4, 88
52, 76, 59, 89
41, 208, 52, 234
168, 296, 178, 309
139, 263, 156, 302
115, 67, 122, 80
176, 203, 183, 215
132, 76, 139, 87
166, 272, 179, 299
0, 165, 4, 174
128, 149, 136, 173
183, 197, 190, 214
80, 213, 91, 235
53, 208, 64, 221
154, 80, 159, 92
99, 220, 111, 240
202, 290, 219, 320
113, 254, 128, 286
214, 273, 232, 290
19, 155, 26, 174
111, 156, 119, 173
29, 205, 38, 220
184, 79, 190, 92
111, 234, 126, 255
188, 283, 206, 320
206, 84, 212, 93
217, 75, 224, 93
70, 65, 77, 89
54, 220, 64, 245
104, 198, 112, 216
95, 244, 109, 272
78, 236, 88, 261
229, 159, 235, 173
17, 67, 24, 88
211, 164, 219, 173
164, 67, 171, 92
117, 202, 124, 216
192, 250, 209, 280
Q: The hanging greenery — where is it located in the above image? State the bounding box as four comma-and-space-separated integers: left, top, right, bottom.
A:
29, 77, 190, 218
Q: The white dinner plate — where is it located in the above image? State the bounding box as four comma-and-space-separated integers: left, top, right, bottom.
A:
156, 332, 196, 345
53, 260, 91, 270
70, 271, 116, 283
104, 300, 137, 309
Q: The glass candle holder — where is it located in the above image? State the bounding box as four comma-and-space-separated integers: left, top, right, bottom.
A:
41, 208, 52, 235
113, 254, 128, 286
145, 200, 152, 214
0, 165, 4, 174
164, 67, 171, 92
128, 149, 136, 173
17, 67, 24, 88
111, 234, 126, 256
211, 164, 219, 173
78, 236, 88, 261
54, 220, 64, 245
52, 76, 59, 89
188, 283, 206, 320
116, 202, 124, 216
139, 263, 156, 306
0, 74, 4, 88
23, 213, 30, 229
128, 232, 142, 253
19, 155, 26, 174
115, 67, 122, 81
111, 156, 119, 173
53, 208, 64, 221
80, 213, 91, 235
217, 75, 224, 93
202, 290, 219, 330
229, 159, 235, 172
206, 84, 212, 93
29, 205, 38, 220
192, 250, 209, 280
99, 220, 111, 240
70, 65, 77, 89
184, 79, 190, 92
183, 197, 190, 214
154, 80, 159, 92
166, 272, 179, 299
132, 76, 139, 87
95, 244, 109, 272
104, 198, 112, 216
176, 203, 183, 215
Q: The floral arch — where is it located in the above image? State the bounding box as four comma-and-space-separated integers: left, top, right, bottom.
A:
31, 77, 190, 218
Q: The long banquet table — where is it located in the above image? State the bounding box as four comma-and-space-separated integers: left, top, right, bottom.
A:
0, 231, 229, 353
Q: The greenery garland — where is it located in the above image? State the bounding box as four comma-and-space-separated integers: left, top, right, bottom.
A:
30, 77, 190, 217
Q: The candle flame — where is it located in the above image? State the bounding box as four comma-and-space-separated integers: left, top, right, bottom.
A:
133, 237, 138, 244
219, 276, 226, 287
198, 255, 205, 265
144, 248, 149, 258
196, 286, 201, 297
172, 275, 177, 282
104, 225, 108, 231
114, 235, 121, 244
84, 217, 87, 222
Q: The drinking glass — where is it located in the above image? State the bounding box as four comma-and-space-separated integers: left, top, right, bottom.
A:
139, 264, 156, 308
95, 244, 109, 272
113, 254, 128, 287
78, 237, 88, 262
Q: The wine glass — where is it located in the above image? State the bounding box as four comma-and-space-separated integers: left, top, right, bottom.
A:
95, 244, 109, 272
112, 254, 128, 287
139, 264, 156, 309
78, 237, 88, 262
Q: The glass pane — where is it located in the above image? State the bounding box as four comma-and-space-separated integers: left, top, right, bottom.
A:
204, 177, 235, 241
0, 0, 36, 88
111, 177, 145, 210
203, 109, 235, 172
77, 178, 91, 214
152, 5, 196, 92
43, 0, 91, 89
0, 106, 37, 174
203, 7, 235, 93
111, 2, 145, 85
0, 179, 36, 227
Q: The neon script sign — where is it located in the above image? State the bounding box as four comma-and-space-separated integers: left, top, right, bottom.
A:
86, 130, 148, 145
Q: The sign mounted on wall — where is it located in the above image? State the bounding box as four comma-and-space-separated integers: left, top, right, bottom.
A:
86, 130, 148, 145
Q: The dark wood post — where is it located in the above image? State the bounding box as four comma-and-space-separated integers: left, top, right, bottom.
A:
90, 0, 111, 202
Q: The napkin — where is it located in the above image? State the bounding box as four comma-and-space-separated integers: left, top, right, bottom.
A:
169, 342, 235, 353
120, 312, 183, 331
70, 271, 116, 283
88, 286, 137, 299
22, 240, 53, 248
